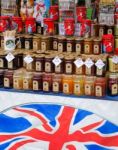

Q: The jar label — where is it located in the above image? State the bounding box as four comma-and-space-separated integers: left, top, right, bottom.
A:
85, 67, 91, 75
33, 81, 39, 90
0, 59, 3, 68
1, 40, 4, 48
8, 61, 13, 69
99, 28, 104, 36
26, 63, 33, 70
76, 44, 81, 53
4, 78, 10, 87
84, 44, 90, 54
33, 41, 38, 50
53, 82, 59, 92
25, 41, 30, 49
85, 84, 92, 95
93, 45, 99, 54
112, 84, 118, 95
23, 79, 29, 89
66, 63, 72, 74
67, 43, 72, 52
36, 62, 42, 71
95, 85, 102, 97
58, 43, 63, 52
37, 26, 41, 34
45, 62, 51, 72
108, 29, 112, 34
55, 65, 61, 73
96, 68, 103, 76
43, 81, 49, 91
17, 41, 21, 49
14, 79, 19, 89
63, 83, 69, 93
41, 42, 46, 51
53, 41, 57, 50
75, 66, 83, 74
74, 83, 80, 94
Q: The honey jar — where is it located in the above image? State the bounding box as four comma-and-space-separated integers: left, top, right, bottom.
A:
54, 54, 64, 74
33, 72, 43, 91
95, 77, 106, 97
23, 72, 33, 90
64, 56, 74, 74
109, 55, 118, 73
13, 71, 23, 90
58, 36, 66, 52
84, 76, 95, 96
41, 36, 50, 51
74, 56, 84, 75
84, 38, 93, 54
33, 36, 41, 50
0, 51, 7, 69
73, 75, 84, 96
108, 73, 118, 96
52, 74, 62, 93
45, 55, 54, 73
35, 54, 44, 72
63, 75, 73, 95
66, 37, 75, 52
4, 70, 14, 88
53, 36, 58, 51
43, 73, 52, 92
93, 37, 102, 55
0, 70, 4, 87
25, 35, 33, 50
75, 37, 84, 54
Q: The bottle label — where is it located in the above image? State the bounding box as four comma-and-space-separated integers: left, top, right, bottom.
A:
93, 45, 99, 54
45, 62, 51, 72
25, 41, 30, 49
85, 84, 92, 95
53, 41, 57, 50
74, 83, 80, 94
33, 41, 38, 50
76, 44, 81, 53
23, 79, 29, 89
112, 84, 118, 95
17, 41, 21, 49
85, 67, 91, 75
84, 44, 90, 54
55, 65, 61, 73
58, 43, 63, 52
8, 61, 13, 69
1, 40, 4, 48
14, 79, 19, 89
66, 63, 72, 74
63, 83, 69, 93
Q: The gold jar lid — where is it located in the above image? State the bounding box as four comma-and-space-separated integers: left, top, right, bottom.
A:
75, 37, 84, 41
45, 55, 54, 59
93, 37, 101, 42
65, 55, 74, 60
41, 36, 49, 40
66, 37, 75, 41
58, 36, 66, 40
25, 35, 32, 38
35, 54, 45, 58
84, 38, 93, 42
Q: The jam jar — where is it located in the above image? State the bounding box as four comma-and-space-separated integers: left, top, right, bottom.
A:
33, 72, 43, 91
45, 55, 54, 73
35, 54, 45, 72
73, 75, 84, 96
4, 70, 14, 88
109, 55, 118, 73
84, 38, 93, 54
95, 77, 106, 97
41, 36, 50, 51
58, 36, 66, 52
25, 35, 33, 50
52, 74, 62, 93
75, 37, 84, 54
0, 51, 7, 69
75, 56, 84, 75
16, 34, 25, 49
25, 54, 35, 72
66, 37, 75, 52
108, 73, 118, 96
23, 72, 33, 90
64, 56, 75, 74
63, 74, 73, 95
93, 37, 102, 55
43, 73, 52, 92
84, 76, 95, 96
33, 36, 41, 50
13, 71, 23, 90
0, 70, 4, 87
53, 36, 58, 51
54, 54, 64, 74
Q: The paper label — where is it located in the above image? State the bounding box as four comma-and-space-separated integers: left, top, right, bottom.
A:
25, 41, 30, 49
33, 41, 38, 50
8, 61, 13, 69
1, 40, 4, 48
74, 58, 84, 68
74, 83, 80, 94
95, 85, 102, 97
53, 82, 59, 92
85, 58, 94, 68
75, 66, 83, 74
76, 44, 81, 53
53, 41, 57, 50
14, 79, 19, 89
45, 62, 51, 72
5, 53, 15, 62
95, 59, 105, 69
85, 84, 91, 95
93, 45, 99, 54
36, 62, 42, 71
58, 43, 63, 52
23, 79, 29, 89
55, 65, 61, 73
41, 42, 46, 51
24, 55, 33, 64
66, 63, 72, 73
63, 83, 69, 93
33, 81, 39, 90
17, 41, 21, 49
67, 43, 72, 52
4, 78, 10, 87
112, 84, 118, 95
0, 59, 3, 68
84, 44, 90, 54
52, 56, 62, 67
43, 81, 49, 91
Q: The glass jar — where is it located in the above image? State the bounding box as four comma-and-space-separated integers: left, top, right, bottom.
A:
63, 75, 73, 95
99, 25, 106, 37
13, 72, 23, 90
35, 54, 45, 72
33, 36, 41, 50
33, 73, 43, 91
4, 70, 14, 88
84, 38, 93, 54
25, 35, 33, 50
16, 34, 25, 49
107, 25, 114, 34
45, 55, 54, 73
58, 36, 66, 52
53, 36, 58, 51
109, 55, 118, 73
23, 72, 33, 90
43, 73, 52, 92
64, 56, 74, 74
17, 51, 23, 68
41, 36, 50, 51
54, 54, 64, 74
0, 51, 7, 69
52, 74, 62, 93
73, 75, 84, 96
75, 37, 84, 54
95, 77, 106, 97
0, 70, 4, 87
93, 37, 102, 55
75, 56, 84, 75
66, 37, 75, 52
25, 54, 35, 72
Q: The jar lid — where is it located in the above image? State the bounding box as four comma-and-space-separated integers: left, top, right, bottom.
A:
45, 55, 54, 59
58, 36, 66, 40
75, 37, 84, 41
25, 35, 32, 38
66, 37, 75, 41
35, 54, 45, 58
65, 56, 74, 60
41, 36, 49, 39
93, 37, 102, 42
84, 38, 93, 41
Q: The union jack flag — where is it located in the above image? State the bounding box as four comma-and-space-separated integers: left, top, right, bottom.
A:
0, 104, 118, 150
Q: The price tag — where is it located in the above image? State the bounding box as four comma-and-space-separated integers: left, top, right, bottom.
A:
5, 53, 15, 62
24, 55, 33, 64
85, 58, 94, 68
112, 56, 118, 64
52, 56, 62, 66
74, 58, 84, 68
95, 59, 105, 69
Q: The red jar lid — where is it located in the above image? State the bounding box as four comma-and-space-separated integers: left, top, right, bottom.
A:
0, 16, 10, 20
26, 17, 35, 21
44, 18, 53, 22
64, 18, 75, 23
50, 5, 58, 9
12, 17, 22, 21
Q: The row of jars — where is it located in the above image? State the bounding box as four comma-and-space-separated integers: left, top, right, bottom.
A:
1, 70, 118, 97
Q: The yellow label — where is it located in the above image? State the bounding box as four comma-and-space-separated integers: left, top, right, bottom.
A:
53, 82, 59, 92
33, 81, 39, 90
43, 81, 49, 91
112, 84, 118, 95
74, 83, 80, 94
23, 79, 29, 89
13, 79, 19, 89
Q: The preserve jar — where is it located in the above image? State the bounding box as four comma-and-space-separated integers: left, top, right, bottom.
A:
45, 55, 54, 73
13, 72, 23, 90
35, 54, 45, 72
4, 70, 14, 88
0, 70, 4, 87
63, 75, 73, 95
33, 73, 43, 91
25, 35, 33, 50
54, 54, 64, 74
109, 55, 118, 73
33, 36, 41, 50
64, 56, 74, 74
66, 37, 75, 52
16, 34, 25, 49
93, 37, 102, 55
75, 37, 84, 54
58, 36, 66, 52
25, 54, 35, 72
0, 51, 7, 69
76, 7, 86, 22
23, 72, 33, 90
53, 36, 58, 51
52, 74, 62, 93
84, 38, 93, 54
41, 36, 50, 51
43, 73, 52, 92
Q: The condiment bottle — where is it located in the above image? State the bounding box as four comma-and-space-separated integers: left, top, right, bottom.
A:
33, 73, 43, 91
25, 35, 33, 50
63, 75, 73, 95
33, 36, 41, 50
43, 73, 52, 92
74, 56, 84, 75
109, 55, 118, 73
25, 54, 35, 72
54, 54, 64, 74
23, 72, 33, 90
4, 70, 14, 88
75, 37, 84, 54
41, 36, 50, 51
52, 74, 62, 93
53, 36, 58, 51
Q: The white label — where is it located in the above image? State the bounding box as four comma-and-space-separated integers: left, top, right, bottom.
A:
112, 56, 118, 64
85, 58, 94, 68
24, 55, 33, 64
74, 58, 84, 68
95, 59, 105, 69
5, 53, 15, 62
52, 56, 62, 66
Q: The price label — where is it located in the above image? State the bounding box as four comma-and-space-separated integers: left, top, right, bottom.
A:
95, 59, 105, 69
5, 53, 15, 62
85, 58, 94, 68
24, 55, 33, 64
74, 58, 84, 68
52, 56, 62, 66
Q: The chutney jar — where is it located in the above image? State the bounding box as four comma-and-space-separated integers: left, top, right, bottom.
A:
41, 36, 50, 51
108, 55, 118, 73
84, 38, 93, 54
13, 72, 23, 90
33, 36, 41, 50
45, 55, 54, 73
93, 37, 102, 55
54, 54, 64, 74
25, 35, 33, 50
58, 36, 66, 52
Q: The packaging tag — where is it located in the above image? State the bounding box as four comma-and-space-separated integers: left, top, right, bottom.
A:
95, 59, 105, 69
24, 55, 33, 64
85, 58, 94, 68
5, 53, 15, 62
52, 56, 62, 66
74, 58, 84, 68
112, 56, 118, 64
